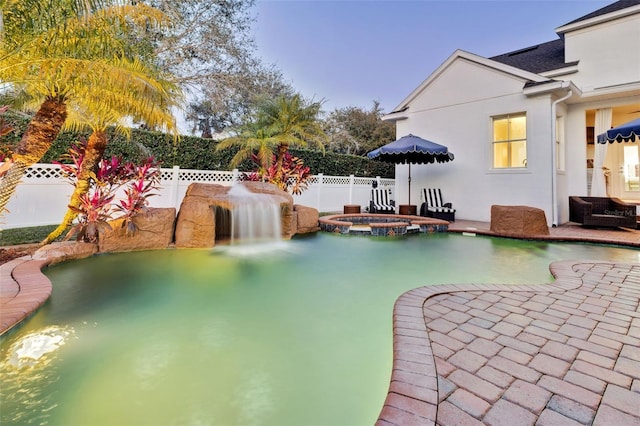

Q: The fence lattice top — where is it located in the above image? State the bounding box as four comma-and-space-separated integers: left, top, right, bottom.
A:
22, 164, 390, 187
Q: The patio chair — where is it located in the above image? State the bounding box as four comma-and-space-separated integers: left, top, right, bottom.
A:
420, 188, 456, 221
568, 196, 637, 229
370, 188, 395, 214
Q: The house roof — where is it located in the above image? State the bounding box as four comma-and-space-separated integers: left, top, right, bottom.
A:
561, 0, 640, 26
490, 0, 639, 75
489, 39, 576, 74
386, 0, 639, 116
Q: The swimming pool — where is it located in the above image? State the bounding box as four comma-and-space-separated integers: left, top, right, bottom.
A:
1, 233, 638, 425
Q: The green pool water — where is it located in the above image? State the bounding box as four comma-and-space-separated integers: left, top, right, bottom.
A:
1, 233, 638, 425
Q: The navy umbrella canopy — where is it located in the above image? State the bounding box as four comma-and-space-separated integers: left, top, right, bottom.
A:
597, 118, 640, 143
367, 134, 454, 205
367, 134, 454, 164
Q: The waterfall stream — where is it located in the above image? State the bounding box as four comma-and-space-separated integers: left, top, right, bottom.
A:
228, 184, 282, 246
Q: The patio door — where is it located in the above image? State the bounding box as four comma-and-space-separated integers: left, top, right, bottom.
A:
615, 142, 640, 199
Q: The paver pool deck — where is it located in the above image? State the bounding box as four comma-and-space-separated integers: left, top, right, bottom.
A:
1, 221, 639, 425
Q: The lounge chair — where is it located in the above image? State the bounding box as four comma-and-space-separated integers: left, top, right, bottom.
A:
370, 188, 395, 214
569, 196, 637, 229
420, 188, 456, 221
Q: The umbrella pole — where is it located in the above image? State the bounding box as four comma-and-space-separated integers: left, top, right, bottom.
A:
408, 163, 411, 205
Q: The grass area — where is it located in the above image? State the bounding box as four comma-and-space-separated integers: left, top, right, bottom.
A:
0, 225, 58, 246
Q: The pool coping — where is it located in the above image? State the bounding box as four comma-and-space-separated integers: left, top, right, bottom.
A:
0, 257, 52, 335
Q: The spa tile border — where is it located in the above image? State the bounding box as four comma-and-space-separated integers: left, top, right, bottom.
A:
319, 213, 449, 235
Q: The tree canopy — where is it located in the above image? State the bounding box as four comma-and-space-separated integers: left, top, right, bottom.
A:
142, 0, 294, 137
217, 94, 326, 181
323, 101, 396, 156
0, 0, 182, 217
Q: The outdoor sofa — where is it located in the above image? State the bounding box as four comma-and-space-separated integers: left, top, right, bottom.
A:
568, 196, 637, 229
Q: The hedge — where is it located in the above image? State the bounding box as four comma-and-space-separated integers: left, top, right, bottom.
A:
0, 113, 395, 177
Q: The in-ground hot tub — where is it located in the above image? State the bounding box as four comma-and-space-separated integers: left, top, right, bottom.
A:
318, 213, 449, 236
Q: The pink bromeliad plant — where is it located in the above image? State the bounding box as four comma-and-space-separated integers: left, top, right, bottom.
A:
55, 143, 87, 182
113, 158, 161, 235
68, 186, 115, 243
245, 152, 312, 195
57, 142, 161, 242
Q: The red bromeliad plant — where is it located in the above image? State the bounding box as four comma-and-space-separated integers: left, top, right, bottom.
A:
58, 142, 161, 242
113, 158, 161, 235
67, 186, 115, 243
245, 152, 312, 195
96, 154, 131, 185
55, 142, 87, 181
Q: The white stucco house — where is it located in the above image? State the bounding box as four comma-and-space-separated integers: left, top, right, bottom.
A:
383, 0, 640, 226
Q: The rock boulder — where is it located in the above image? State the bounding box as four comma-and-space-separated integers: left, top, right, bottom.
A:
490, 205, 550, 237
99, 207, 176, 253
33, 241, 98, 265
294, 204, 320, 233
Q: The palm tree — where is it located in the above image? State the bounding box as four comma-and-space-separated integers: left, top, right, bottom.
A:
217, 94, 326, 181
217, 124, 279, 170
40, 57, 181, 244
0, 0, 177, 217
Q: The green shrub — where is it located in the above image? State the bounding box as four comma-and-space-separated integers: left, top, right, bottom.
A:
2, 113, 395, 177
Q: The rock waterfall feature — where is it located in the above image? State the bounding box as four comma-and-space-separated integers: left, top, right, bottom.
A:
174, 182, 296, 248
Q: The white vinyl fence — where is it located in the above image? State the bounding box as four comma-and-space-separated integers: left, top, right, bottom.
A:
2, 164, 395, 229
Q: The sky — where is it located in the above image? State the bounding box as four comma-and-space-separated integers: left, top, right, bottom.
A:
253, 0, 613, 114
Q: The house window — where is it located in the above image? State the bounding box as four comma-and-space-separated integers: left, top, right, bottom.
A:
492, 113, 527, 168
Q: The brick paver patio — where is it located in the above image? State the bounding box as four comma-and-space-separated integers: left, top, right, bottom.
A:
377, 260, 640, 425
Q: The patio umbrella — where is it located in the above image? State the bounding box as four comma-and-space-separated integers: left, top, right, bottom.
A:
597, 117, 640, 143
367, 134, 454, 205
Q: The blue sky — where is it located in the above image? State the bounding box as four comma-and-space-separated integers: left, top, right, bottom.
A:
254, 0, 613, 113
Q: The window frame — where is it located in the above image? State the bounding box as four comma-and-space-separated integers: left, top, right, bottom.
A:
491, 112, 527, 169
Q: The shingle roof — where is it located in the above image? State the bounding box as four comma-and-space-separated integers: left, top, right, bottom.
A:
489, 0, 639, 74
562, 0, 640, 26
489, 39, 577, 74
